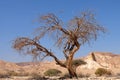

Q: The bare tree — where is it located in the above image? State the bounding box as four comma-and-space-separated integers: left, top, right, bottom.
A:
13, 12, 105, 78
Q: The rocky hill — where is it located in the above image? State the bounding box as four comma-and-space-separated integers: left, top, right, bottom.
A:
0, 52, 120, 75
0, 60, 21, 74
83, 52, 120, 69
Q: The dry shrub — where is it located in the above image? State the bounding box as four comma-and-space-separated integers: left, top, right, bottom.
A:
30, 73, 47, 80
44, 69, 62, 76
78, 73, 90, 78
72, 59, 86, 67
95, 68, 112, 76
7, 71, 29, 76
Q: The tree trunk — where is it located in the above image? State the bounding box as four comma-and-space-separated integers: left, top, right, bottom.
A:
66, 41, 80, 78
66, 53, 78, 78
68, 67, 77, 78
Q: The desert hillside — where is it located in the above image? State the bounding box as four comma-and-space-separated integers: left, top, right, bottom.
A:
80, 52, 120, 69
0, 60, 20, 74
0, 52, 120, 75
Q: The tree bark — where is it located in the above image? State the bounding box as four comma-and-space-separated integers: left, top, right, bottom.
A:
66, 41, 80, 78
68, 67, 77, 78
67, 55, 78, 78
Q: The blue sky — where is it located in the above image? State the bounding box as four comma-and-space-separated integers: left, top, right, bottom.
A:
0, 0, 120, 62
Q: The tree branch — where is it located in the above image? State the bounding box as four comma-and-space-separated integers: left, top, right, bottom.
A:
33, 41, 66, 68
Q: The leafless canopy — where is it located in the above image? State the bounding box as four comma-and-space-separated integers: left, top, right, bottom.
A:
13, 11, 105, 67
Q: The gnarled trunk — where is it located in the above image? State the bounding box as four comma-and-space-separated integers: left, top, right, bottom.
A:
65, 41, 80, 78
68, 66, 77, 78
66, 52, 78, 78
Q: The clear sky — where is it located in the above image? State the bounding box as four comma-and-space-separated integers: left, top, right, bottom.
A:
0, 0, 120, 62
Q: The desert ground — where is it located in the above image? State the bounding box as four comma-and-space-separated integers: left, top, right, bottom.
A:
1, 52, 120, 80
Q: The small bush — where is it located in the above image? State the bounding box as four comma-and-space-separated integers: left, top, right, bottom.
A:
78, 73, 90, 78
44, 69, 62, 76
95, 68, 111, 76
7, 70, 29, 76
72, 59, 86, 66
64, 59, 86, 67
30, 73, 47, 80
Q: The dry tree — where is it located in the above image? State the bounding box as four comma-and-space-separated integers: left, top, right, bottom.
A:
13, 11, 106, 78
